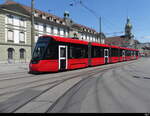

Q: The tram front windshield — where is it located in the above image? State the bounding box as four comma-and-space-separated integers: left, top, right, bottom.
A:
32, 38, 49, 60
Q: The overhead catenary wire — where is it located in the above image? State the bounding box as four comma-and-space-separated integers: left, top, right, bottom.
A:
70, 0, 123, 35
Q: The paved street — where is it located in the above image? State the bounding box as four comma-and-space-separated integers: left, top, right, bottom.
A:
48, 57, 150, 113
0, 58, 150, 113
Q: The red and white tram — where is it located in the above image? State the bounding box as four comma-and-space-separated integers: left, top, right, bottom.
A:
29, 35, 139, 73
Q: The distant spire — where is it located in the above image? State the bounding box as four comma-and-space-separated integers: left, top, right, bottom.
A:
127, 17, 130, 24
125, 17, 133, 39
125, 17, 132, 30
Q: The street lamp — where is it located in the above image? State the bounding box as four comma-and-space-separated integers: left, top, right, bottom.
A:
31, 0, 35, 57
99, 16, 102, 43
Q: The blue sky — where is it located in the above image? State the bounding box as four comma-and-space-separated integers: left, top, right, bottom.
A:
1, 0, 150, 43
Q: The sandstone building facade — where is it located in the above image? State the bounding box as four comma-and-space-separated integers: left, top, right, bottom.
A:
0, 1, 105, 63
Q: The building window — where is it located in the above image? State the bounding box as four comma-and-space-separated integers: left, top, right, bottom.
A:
57, 20, 59, 23
80, 34, 83, 40
60, 21, 63, 24
47, 17, 50, 21
89, 36, 91, 42
57, 28, 60, 35
102, 39, 105, 44
46, 25, 51, 33
8, 48, 14, 60
39, 23, 44, 31
7, 15, 13, 24
74, 33, 77, 38
20, 48, 25, 59
50, 17, 53, 21
54, 19, 57, 22
59, 28, 63, 36
35, 22, 39, 30
20, 18, 25, 27
43, 15, 46, 19
43, 24, 47, 33
35, 34, 39, 43
53, 26, 58, 35
34, 12, 39, 17
7, 30, 14, 42
85, 35, 87, 40
40, 14, 42, 18
51, 26, 54, 34
63, 29, 66, 36
62, 22, 65, 25
66, 30, 69, 37
19, 32, 25, 43
87, 35, 89, 41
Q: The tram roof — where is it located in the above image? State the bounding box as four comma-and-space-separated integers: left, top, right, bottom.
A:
91, 42, 111, 48
110, 45, 120, 49
42, 35, 89, 45
41, 35, 139, 51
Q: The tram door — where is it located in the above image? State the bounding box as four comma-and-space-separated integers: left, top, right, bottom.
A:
59, 45, 68, 70
122, 50, 125, 61
104, 49, 109, 64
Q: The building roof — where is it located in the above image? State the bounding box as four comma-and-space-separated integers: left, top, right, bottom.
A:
105, 36, 128, 45
1, 0, 98, 34
73, 23, 96, 33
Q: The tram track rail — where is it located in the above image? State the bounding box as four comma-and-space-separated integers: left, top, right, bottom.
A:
0, 60, 136, 93
0, 60, 137, 113
0, 65, 110, 113
46, 64, 125, 113
0, 60, 136, 82
19, 61, 137, 113
46, 59, 141, 113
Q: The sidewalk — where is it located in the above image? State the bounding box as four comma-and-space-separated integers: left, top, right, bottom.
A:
0, 62, 29, 74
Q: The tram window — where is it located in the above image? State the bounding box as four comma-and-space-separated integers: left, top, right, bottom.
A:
75, 48, 83, 58
69, 45, 87, 59
33, 43, 47, 59
126, 50, 131, 56
111, 49, 113, 57
126, 50, 129, 56
111, 48, 118, 57
94, 47, 100, 57
92, 46, 103, 58
136, 51, 139, 56
105, 50, 108, 56
119, 49, 122, 56
134, 51, 136, 56
111, 49, 114, 57
133, 51, 134, 56
100, 48, 104, 57
132, 51, 134, 56
44, 45, 57, 59
60, 48, 66, 57
126, 50, 128, 56
129, 51, 131, 56
70, 47, 73, 58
